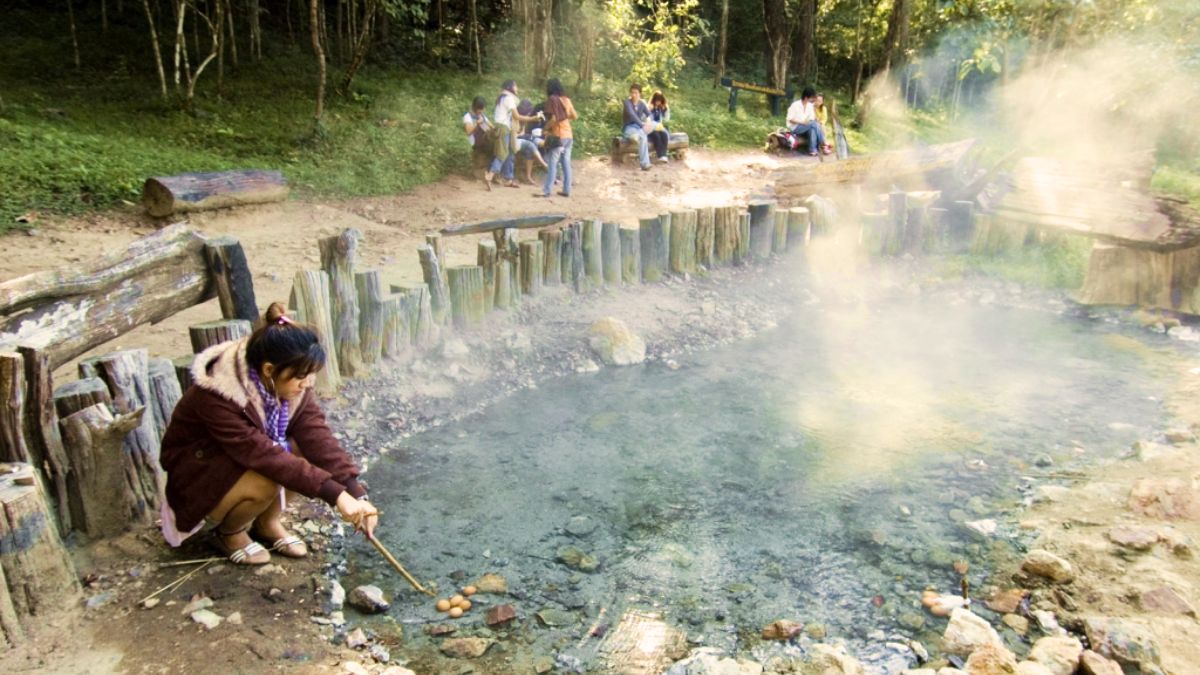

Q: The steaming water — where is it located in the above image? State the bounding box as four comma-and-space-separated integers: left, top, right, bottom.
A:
348, 293, 1176, 672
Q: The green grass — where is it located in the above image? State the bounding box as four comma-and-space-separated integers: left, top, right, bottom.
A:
1152, 164, 1200, 207
940, 235, 1093, 290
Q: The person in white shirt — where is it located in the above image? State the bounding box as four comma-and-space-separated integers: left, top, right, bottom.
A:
463, 96, 492, 169
485, 80, 542, 190
785, 86, 826, 156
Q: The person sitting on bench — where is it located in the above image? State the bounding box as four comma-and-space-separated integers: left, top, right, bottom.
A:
622, 83, 653, 171
648, 90, 672, 164
785, 87, 828, 156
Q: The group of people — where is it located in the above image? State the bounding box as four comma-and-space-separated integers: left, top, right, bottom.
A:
463, 78, 578, 199
621, 83, 673, 170
785, 86, 835, 156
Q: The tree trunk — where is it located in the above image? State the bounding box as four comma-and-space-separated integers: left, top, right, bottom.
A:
639, 215, 669, 283
204, 235, 260, 324
793, 0, 817, 85
696, 207, 715, 268
188, 319, 252, 353
531, 0, 554, 83
18, 346, 72, 535
619, 227, 641, 284
477, 240, 497, 312
66, 0, 82, 69
143, 0, 169, 100
582, 220, 603, 287
602, 222, 621, 285
53, 378, 113, 420
668, 210, 697, 275
762, 0, 794, 90
60, 404, 145, 538
538, 230, 561, 287
468, 0, 481, 76
418, 246, 451, 323
714, 0, 729, 86
339, 0, 378, 94
884, 0, 911, 71
518, 241, 543, 297
712, 206, 740, 267
311, 0, 326, 123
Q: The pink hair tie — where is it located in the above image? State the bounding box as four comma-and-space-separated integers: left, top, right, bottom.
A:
277, 315, 294, 326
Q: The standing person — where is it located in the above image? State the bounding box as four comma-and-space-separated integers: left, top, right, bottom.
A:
463, 96, 492, 171
647, 91, 671, 163
485, 80, 542, 190
159, 302, 379, 565
622, 83, 653, 171
538, 77, 578, 198
785, 86, 826, 156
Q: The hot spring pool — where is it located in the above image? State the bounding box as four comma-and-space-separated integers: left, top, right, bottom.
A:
342, 290, 1178, 672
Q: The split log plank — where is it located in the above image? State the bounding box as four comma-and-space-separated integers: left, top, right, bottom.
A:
204, 236, 259, 324
477, 240, 497, 312
60, 405, 145, 538
418, 245, 451, 325
53, 377, 112, 419
320, 229, 364, 378
381, 297, 408, 359
188, 319, 252, 354
669, 210, 697, 275
567, 223, 586, 293
639, 216, 668, 282
736, 212, 751, 265
440, 214, 567, 237
142, 169, 288, 218
390, 284, 435, 347
696, 207, 715, 268
0, 354, 31, 464
21, 346, 71, 534
712, 206, 740, 267
289, 270, 342, 394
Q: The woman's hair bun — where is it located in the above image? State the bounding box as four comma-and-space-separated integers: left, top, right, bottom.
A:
264, 301, 289, 325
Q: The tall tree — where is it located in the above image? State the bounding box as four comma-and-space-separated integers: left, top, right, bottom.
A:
311, 0, 326, 123
714, 0, 729, 86
468, 0, 481, 75
142, 0, 169, 100
793, 0, 816, 85
762, 0, 795, 90
339, 0, 379, 93
883, 0, 910, 71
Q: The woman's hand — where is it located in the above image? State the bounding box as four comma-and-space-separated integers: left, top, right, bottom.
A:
336, 491, 379, 538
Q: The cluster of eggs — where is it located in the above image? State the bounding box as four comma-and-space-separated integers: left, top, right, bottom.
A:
434, 585, 477, 618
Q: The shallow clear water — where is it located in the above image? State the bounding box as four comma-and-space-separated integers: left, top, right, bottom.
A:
348, 293, 1176, 671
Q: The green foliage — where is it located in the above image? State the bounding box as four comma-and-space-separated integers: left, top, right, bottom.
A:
941, 236, 1093, 290
603, 0, 707, 89
1152, 165, 1200, 207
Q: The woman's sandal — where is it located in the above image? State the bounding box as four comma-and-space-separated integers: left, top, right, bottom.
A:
213, 526, 271, 565
262, 532, 309, 558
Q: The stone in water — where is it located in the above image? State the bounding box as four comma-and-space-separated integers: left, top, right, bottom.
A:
348, 585, 389, 614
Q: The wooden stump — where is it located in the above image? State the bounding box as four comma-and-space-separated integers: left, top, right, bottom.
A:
53, 378, 112, 419
60, 404, 145, 538
188, 319, 252, 354
147, 357, 182, 440
289, 270, 342, 394
602, 222, 622, 285
639, 216, 668, 282
17, 346, 70, 534
203, 236, 259, 324
519, 241, 544, 296
583, 220, 604, 286
447, 266, 486, 329
1078, 243, 1200, 314
947, 200, 976, 252
0, 463, 80, 647
539, 229, 562, 287
772, 211, 789, 253
0, 353, 31, 464
696, 207, 715, 269
883, 191, 908, 256
712, 206, 740, 267
804, 195, 838, 237
476, 240, 497, 312
141, 169, 288, 217
498, 229, 523, 303
559, 229, 574, 286
620, 227, 641, 284
669, 210, 698, 275
418, 245, 451, 324
391, 284, 434, 347
320, 229, 364, 377
566, 222, 586, 293
970, 214, 1029, 255
77, 349, 162, 521
736, 212, 751, 265
355, 271, 385, 365
381, 297, 409, 360
171, 356, 194, 392
747, 201, 776, 261
426, 234, 448, 284
787, 207, 811, 248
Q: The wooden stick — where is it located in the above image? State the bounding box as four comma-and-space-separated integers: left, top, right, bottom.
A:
137, 559, 216, 605
367, 533, 435, 597
156, 556, 224, 568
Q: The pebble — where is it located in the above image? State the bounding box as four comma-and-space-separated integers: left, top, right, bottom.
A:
190, 609, 222, 629
84, 592, 115, 610
535, 608, 575, 627
254, 563, 285, 576
942, 608, 1003, 656
1027, 636, 1083, 675
1078, 650, 1123, 675
1002, 613, 1030, 635
761, 619, 803, 640
330, 580, 346, 610
1139, 586, 1196, 617
226, 611, 242, 625
141, 598, 160, 610
348, 585, 390, 614
346, 627, 368, 649
485, 603, 517, 626
439, 637, 494, 659
369, 645, 391, 663
1033, 610, 1065, 636
181, 596, 214, 615
565, 515, 597, 537
1021, 550, 1075, 583
986, 588, 1027, 614
474, 573, 508, 594
1106, 525, 1158, 551
1164, 428, 1195, 444
556, 546, 599, 572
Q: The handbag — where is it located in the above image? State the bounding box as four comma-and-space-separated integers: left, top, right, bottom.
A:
545, 135, 562, 150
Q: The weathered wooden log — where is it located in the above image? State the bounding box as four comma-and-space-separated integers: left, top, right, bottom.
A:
712, 206, 740, 267
620, 227, 641, 284
0, 224, 213, 370
567, 222, 586, 293
787, 207, 811, 248
583, 220, 604, 286
519, 241, 544, 296
494, 228, 522, 304
390, 284, 434, 347
1077, 242, 1200, 314
477, 240, 497, 312
696, 207, 715, 268
381, 296, 408, 359
772, 211, 789, 253
320, 229, 364, 377
16, 346, 70, 534
0, 353, 31, 464
639, 216, 668, 282
141, 169, 288, 218
172, 356, 195, 392
747, 201, 776, 261
0, 463, 80, 645
425, 234, 447, 284
559, 229, 574, 286
539, 229, 562, 287
53, 377, 112, 419
447, 266, 486, 328
736, 212, 751, 265
289, 270, 342, 394
204, 236, 259, 324
804, 195, 838, 237
188, 319, 252, 354
59, 404, 145, 538
669, 210, 698, 275
440, 214, 567, 237
418, 244, 451, 324
355, 271, 385, 365
147, 357, 182, 443
77, 349, 161, 521
602, 223, 622, 285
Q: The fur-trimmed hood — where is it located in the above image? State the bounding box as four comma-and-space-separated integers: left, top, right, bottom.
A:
190, 337, 305, 425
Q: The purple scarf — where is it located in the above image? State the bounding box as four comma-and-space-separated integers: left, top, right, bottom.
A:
248, 368, 291, 450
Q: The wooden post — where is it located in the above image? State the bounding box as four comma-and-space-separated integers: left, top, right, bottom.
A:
539, 229, 562, 287
559, 228, 574, 286
736, 212, 751, 265
418, 245, 451, 325
639, 216, 668, 282
426, 233, 448, 283
712, 206, 740, 267
355, 271, 385, 365
188, 319, 252, 354
619, 227, 641, 284
772, 211, 789, 253
568, 222, 586, 293
787, 207, 811, 248
884, 191, 907, 256
391, 284, 434, 347
602, 223, 621, 285
172, 356, 195, 392
696, 207, 715, 269
519, 240, 544, 296
289, 270, 342, 394
494, 249, 514, 310
583, 219, 603, 286
477, 240, 497, 312
319, 228, 364, 377
60, 404, 145, 538
948, 200, 975, 252
747, 200, 776, 261
669, 210, 698, 275
53, 377, 112, 419
147, 357, 181, 441
204, 236, 259, 324
0, 464, 80, 644
805, 194, 838, 237
495, 228, 522, 303
447, 266, 486, 328
0, 353, 31, 464
16, 346, 71, 534
381, 296, 408, 359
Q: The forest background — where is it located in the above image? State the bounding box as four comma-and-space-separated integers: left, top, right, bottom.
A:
1, 0, 1198, 233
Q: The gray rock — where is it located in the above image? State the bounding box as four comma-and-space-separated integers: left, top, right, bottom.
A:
942, 607, 1003, 657
807, 643, 866, 674
330, 580, 346, 610
1106, 526, 1157, 551
348, 585, 389, 614
1078, 650, 1123, 675
1164, 428, 1195, 444
1021, 550, 1074, 583
190, 608, 222, 629
346, 627, 369, 649
439, 637, 494, 659
1027, 636, 1083, 675
370, 645, 391, 663
588, 317, 646, 366
1082, 617, 1161, 669
665, 647, 764, 675
565, 516, 597, 537
535, 608, 576, 627
1138, 586, 1196, 617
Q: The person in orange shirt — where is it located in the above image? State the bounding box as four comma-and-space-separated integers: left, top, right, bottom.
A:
537, 78, 578, 198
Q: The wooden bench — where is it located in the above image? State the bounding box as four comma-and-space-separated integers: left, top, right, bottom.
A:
610, 132, 690, 165
721, 77, 793, 117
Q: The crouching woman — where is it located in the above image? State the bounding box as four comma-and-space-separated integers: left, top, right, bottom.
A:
160, 302, 378, 565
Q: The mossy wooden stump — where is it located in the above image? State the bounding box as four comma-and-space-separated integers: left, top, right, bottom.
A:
380, 296, 409, 359
583, 220, 604, 286
696, 207, 715, 268
418, 245, 451, 325
391, 284, 434, 347
476, 240, 497, 312
355, 270, 385, 364
639, 215, 669, 282
519, 241, 544, 296
736, 212, 751, 265
319, 229, 364, 377
447, 266, 486, 328
620, 227, 641, 284
712, 206, 740, 267
539, 229, 562, 287
59, 405, 145, 538
602, 223, 622, 285
669, 210, 698, 275
787, 207, 811, 248
748, 200, 776, 261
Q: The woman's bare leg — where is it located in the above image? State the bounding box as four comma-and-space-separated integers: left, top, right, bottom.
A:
253, 489, 308, 556
206, 470, 276, 562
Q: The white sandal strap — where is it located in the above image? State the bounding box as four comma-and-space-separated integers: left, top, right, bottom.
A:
229, 541, 267, 564
270, 535, 304, 551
